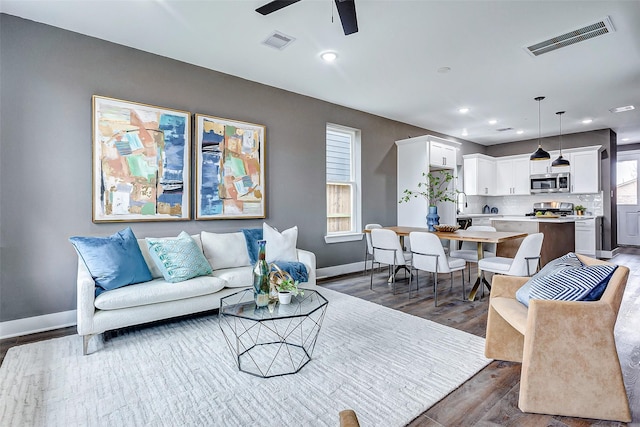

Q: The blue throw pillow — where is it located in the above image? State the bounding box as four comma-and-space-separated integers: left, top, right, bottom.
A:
516, 252, 583, 307
241, 228, 264, 265
272, 261, 309, 283
146, 232, 213, 283
528, 264, 617, 303
69, 227, 152, 295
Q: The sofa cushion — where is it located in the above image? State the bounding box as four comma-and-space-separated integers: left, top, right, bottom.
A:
139, 234, 202, 279
146, 232, 213, 283
201, 231, 251, 270
212, 266, 253, 288
263, 223, 298, 263
516, 252, 584, 307
94, 276, 226, 310
69, 227, 152, 295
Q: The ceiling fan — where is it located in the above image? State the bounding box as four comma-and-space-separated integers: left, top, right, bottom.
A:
256, 0, 358, 35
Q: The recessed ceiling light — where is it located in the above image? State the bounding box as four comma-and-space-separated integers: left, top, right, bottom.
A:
461, 128, 468, 136
516, 130, 524, 135
488, 119, 497, 125
458, 107, 469, 114
320, 51, 337, 62
609, 105, 635, 113
622, 138, 630, 141
437, 66, 451, 73
582, 119, 593, 124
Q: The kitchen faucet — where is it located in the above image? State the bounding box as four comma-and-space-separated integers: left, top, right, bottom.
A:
457, 191, 468, 214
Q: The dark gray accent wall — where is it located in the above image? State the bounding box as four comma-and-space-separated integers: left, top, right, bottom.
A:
0, 14, 482, 322
486, 129, 618, 250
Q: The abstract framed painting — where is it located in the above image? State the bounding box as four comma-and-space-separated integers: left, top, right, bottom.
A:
194, 114, 266, 219
92, 95, 191, 222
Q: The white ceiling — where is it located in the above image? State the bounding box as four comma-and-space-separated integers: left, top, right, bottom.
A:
2, 0, 640, 146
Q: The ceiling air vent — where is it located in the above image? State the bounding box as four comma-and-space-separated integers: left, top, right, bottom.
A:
262, 31, 296, 50
496, 127, 514, 132
524, 16, 615, 57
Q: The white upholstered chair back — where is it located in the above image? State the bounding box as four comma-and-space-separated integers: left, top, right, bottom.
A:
508, 233, 544, 276
409, 232, 450, 273
371, 228, 406, 266
364, 223, 382, 255
459, 225, 497, 253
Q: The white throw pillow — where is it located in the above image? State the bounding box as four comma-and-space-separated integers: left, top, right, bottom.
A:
263, 223, 298, 263
201, 231, 251, 270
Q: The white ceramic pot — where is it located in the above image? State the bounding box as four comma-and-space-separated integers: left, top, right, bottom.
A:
278, 291, 292, 305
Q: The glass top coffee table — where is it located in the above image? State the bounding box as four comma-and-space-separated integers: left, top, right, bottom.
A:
219, 288, 328, 378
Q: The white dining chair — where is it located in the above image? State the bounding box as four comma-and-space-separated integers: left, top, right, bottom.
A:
409, 231, 466, 306
477, 233, 544, 279
362, 223, 382, 275
370, 228, 411, 295
449, 225, 497, 281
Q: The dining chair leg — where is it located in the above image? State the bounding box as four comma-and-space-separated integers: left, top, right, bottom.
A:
461, 270, 466, 300
370, 259, 375, 290
449, 272, 454, 290
392, 262, 397, 295
408, 266, 413, 299
362, 244, 368, 276
434, 272, 439, 307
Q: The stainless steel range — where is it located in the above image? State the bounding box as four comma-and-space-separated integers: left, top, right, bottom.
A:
525, 201, 574, 217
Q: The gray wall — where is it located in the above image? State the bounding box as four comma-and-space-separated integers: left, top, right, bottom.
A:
485, 129, 618, 250
0, 14, 482, 322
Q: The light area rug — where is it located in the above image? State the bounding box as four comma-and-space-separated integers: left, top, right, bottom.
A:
0, 287, 491, 427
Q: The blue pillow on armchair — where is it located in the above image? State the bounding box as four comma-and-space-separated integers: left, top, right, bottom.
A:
69, 227, 152, 295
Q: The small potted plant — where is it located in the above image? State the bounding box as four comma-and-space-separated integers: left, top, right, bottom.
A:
575, 205, 586, 216
275, 277, 303, 305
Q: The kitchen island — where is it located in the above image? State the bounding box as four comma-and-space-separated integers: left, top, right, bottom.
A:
491, 216, 587, 267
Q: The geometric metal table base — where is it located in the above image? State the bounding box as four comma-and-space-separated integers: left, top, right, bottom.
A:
219, 288, 328, 378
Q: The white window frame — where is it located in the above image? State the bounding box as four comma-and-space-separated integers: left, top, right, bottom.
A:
324, 123, 363, 244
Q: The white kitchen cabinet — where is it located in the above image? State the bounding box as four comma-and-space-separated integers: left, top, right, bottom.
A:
495, 156, 530, 195
396, 136, 460, 227
430, 141, 456, 169
530, 158, 552, 174
575, 217, 602, 257
464, 154, 495, 196
570, 149, 599, 193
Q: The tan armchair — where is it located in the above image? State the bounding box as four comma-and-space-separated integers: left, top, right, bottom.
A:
485, 254, 631, 422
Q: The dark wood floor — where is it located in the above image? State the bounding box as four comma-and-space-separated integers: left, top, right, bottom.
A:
1, 248, 638, 426
321, 248, 640, 427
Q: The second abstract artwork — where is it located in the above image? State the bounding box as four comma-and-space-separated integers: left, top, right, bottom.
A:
194, 114, 266, 219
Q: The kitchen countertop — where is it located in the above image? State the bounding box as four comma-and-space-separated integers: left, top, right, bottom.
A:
491, 215, 597, 223
456, 213, 503, 218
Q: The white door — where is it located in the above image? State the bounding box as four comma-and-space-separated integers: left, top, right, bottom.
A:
617, 152, 640, 246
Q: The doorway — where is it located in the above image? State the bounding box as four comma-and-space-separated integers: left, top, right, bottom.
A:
617, 151, 640, 246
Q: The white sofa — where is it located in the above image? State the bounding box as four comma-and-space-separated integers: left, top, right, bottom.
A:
76, 231, 316, 354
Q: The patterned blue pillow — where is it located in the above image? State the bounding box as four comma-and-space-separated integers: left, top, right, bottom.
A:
146, 232, 213, 283
516, 252, 583, 307
528, 264, 617, 303
69, 227, 152, 295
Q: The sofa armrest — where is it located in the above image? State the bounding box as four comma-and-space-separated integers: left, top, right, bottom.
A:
76, 260, 96, 336
489, 274, 529, 299
296, 249, 316, 286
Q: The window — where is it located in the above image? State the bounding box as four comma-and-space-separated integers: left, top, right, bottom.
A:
325, 124, 362, 243
617, 160, 637, 205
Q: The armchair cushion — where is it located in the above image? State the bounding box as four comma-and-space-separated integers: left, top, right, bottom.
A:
516, 252, 584, 307
528, 263, 617, 303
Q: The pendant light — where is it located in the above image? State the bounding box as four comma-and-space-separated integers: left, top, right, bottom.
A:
552, 111, 570, 167
530, 96, 551, 161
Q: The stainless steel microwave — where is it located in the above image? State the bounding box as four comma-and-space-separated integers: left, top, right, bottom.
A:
530, 172, 570, 193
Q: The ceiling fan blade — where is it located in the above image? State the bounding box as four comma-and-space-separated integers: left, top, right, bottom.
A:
256, 0, 302, 16
334, 0, 358, 35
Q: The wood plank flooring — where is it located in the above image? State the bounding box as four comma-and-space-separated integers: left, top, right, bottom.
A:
1, 248, 639, 426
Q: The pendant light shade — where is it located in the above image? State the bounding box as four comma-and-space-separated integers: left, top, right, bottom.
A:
530, 96, 551, 161
552, 111, 570, 167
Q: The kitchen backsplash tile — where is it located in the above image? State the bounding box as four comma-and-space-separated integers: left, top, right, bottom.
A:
460, 193, 604, 216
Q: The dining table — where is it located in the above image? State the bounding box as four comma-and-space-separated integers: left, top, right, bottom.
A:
365, 226, 528, 301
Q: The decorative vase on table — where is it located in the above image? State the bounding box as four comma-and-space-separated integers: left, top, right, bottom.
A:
426, 206, 440, 231
253, 240, 270, 308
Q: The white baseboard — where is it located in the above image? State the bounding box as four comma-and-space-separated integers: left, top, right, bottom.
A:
597, 247, 620, 259
316, 261, 364, 280
0, 310, 77, 340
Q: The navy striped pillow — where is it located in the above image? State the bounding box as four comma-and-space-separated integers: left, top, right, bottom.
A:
516, 252, 583, 306
528, 264, 617, 303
